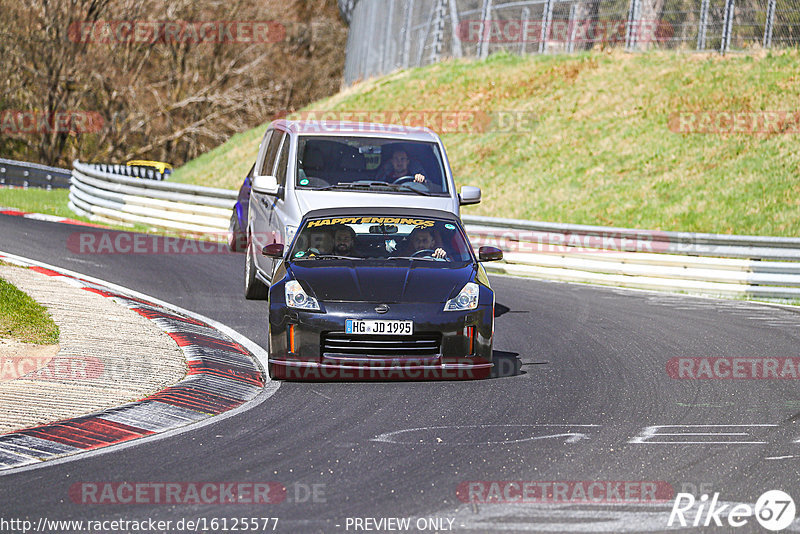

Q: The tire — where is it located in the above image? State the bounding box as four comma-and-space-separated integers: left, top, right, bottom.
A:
228, 213, 246, 252
244, 239, 269, 300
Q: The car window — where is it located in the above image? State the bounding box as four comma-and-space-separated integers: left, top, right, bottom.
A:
274, 135, 290, 187
289, 216, 472, 263
294, 137, 448, 194
258, 130, 284, 176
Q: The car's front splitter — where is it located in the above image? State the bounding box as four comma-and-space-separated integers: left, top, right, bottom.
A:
267, 357, 493, 381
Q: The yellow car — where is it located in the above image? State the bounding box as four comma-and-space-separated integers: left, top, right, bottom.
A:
126, 160, 173, 175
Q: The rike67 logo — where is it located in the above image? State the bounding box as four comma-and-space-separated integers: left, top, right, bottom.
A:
668, 490, 796, 531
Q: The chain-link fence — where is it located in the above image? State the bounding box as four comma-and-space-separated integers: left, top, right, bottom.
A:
339, 0, 800, 84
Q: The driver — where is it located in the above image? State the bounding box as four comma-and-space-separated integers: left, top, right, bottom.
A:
407, 227, 447, 260
375, 149, 426, 184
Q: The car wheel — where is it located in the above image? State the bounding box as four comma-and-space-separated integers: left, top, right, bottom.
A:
228, 213, 246, 252
244, 239, 268, 300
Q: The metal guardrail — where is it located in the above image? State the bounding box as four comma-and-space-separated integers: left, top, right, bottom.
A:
69, 160, 236, 233
0, 158, 71, 189
63, 160, 800, 300
462, 215, 800, 300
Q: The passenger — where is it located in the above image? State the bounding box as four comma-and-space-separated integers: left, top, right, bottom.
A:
406, 227, 447, 260
307, 228, 334, 256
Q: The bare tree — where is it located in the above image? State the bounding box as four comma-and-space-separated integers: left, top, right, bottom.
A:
0, 0, 347, 167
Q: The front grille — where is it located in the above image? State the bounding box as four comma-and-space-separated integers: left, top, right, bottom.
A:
321, 332, 441, 358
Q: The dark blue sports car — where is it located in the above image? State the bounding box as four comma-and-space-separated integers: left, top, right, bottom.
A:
261, 207, 502, 380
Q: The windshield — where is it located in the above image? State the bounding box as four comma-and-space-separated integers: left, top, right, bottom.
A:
295, 136, 448, 195
289, 216, 473, 263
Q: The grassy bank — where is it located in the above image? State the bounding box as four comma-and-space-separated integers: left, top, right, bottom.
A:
173, 49, 800, 236
0, 267, 59, 344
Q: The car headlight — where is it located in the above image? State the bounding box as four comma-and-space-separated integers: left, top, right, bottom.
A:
285, 280, 320, 310
444, 282, 479, 311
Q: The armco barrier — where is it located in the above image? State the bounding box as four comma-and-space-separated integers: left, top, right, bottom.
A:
64, 159, 800, 300
0, 158, 71, 189
70, 160, 236, 233
462, 215, 800, 300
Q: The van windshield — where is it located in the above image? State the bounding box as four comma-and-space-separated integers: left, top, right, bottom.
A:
295, 137, 449, 195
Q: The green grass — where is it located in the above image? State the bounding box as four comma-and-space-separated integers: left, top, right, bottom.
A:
0, 189, 92, 221
173, 49, 800, 236
0, 270, 60, 344
170, 127, 263, 189
0, 188, 164, 234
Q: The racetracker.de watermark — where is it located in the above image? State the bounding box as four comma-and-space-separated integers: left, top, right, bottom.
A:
271, 359, 493, 380
669, 111, 800, 134
279, 110, 538, 134
0, 356, 103, 381
67, 232, 231, 255
468, 228, 672, 254
456, 19, 673, 43
69, 482, 287, 505
667, 357, 800, 379
456, 480, 674, 504
1, 111, 104, 135
68, 20, 285, 44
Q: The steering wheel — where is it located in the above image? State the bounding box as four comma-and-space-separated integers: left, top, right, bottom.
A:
392, 175, 417, 185
411, 249, 436, 258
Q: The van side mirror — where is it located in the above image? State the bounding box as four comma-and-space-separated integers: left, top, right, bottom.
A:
459, 186, 481, 205
252, 175, 279, 195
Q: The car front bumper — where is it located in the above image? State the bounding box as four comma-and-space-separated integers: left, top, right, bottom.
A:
268, 301, 494, 380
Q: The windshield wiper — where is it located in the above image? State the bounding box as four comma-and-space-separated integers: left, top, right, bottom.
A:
311, 182, 380, 191
386, 183, 433, 196
311, 182, 432, 196
386, 255, 441, 261
310, 254, 360, 260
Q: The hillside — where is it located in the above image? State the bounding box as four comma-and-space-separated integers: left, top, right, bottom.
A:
172, 49, 800, 236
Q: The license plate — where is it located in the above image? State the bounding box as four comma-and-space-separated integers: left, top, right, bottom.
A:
345, 319, 413, 335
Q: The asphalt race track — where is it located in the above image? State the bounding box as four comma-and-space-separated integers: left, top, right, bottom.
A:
1, 213, 800, 533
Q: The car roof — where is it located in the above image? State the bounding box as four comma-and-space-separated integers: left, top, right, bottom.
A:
271, 119, 440, 142
302, 207, 460, 222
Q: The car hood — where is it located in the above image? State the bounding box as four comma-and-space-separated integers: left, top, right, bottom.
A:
287, 261, 475, 303
294, 190, 457, 215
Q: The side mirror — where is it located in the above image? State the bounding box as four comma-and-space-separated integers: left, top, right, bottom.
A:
252, 175, 279, 195
262, 243, 284, 258
459, 186, 481, 206
478, 246, 503, 262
